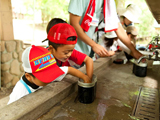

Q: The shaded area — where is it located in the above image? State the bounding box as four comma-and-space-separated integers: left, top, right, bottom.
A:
38, 62, 160, 120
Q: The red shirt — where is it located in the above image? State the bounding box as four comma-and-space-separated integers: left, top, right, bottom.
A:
57, 49, 87, 67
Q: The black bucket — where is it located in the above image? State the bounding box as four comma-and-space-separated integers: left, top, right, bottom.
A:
78, 75, 97, 104
133, 61, 147, 77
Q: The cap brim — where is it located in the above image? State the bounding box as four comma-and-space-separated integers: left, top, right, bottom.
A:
131, 31, 138, 36
42, 38, 48, 43
105, 32, 117, 38
122, 11, 140, 23
33, 65, 65, 83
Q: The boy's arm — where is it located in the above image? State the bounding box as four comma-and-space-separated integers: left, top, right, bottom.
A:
68, 67, 91, 83
83, 56, 93, 80
54, 67, 68, 82
69, 13, 109, 56
115, 23, 143, 59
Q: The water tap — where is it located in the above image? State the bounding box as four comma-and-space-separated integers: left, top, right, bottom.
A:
137, 55, 151, 64
153, 49, 160, 61
137, 49, 160, 64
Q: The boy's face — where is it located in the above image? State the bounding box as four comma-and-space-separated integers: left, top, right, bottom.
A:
50, 44, 75, 62
124, 17, 132, 26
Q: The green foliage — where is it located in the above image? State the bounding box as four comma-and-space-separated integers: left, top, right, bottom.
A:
23, 0, 69, 23
133, 0, 156, 38
22, 0, 157, 42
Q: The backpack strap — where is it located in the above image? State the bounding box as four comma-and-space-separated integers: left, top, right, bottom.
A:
96, 19, 105, 43
20, 80, 32, 94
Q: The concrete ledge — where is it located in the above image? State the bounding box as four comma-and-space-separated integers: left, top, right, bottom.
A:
0, 52, 123, 120
0, 96, 9, 109
0, 76, 78, 120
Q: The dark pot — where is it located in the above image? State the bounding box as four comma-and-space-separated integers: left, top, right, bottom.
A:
133, 61, 147, 77
78, 75, 97, 104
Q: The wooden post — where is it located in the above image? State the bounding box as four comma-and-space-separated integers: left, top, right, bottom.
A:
0, 0, 14, 41
0, 0, 14, 88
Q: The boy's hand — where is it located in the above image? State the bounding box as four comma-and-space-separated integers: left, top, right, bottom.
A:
83, 75, 91, 83
92, 43, 110, 57
99, 51, 115, 57
108, 51, 115, 56
68, 67, 92, 83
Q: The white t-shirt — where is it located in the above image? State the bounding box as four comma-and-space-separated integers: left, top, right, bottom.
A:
7, 67, 68, 105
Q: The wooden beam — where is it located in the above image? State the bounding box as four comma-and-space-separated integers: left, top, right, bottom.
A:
0, 0, 14, 41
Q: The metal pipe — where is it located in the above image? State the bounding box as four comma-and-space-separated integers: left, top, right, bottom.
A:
137, 49, 160, 63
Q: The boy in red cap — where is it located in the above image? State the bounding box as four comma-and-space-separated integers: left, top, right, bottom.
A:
8, 45, 90, 104
47, 23, 93, 81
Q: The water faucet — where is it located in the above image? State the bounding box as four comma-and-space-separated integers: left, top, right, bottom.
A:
153, 34, 160, 45
153, 49, 160, 61
137, 55, 151, 64
137, 49, 160, 64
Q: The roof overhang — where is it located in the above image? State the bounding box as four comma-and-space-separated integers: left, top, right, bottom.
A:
145, 0, 160, 23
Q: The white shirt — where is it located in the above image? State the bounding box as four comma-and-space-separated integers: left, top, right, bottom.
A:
7, 67, 68, 105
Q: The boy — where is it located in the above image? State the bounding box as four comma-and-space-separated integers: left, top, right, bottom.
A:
46, 23, 93, 80
126, 26, 138, 46
8, 45, 90, 104
124, 26, 138, 60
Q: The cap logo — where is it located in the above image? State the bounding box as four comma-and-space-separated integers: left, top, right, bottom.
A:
47, 23, 77, 44
58, 33, 61, 40
30, 52, 56, 72
54, 33, 56, 40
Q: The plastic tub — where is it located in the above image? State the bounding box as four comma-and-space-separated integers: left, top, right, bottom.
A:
78, 74, 97, 104
133, 60, 147, 77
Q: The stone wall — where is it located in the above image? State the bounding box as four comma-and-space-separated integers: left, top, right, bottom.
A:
1, 40, 25, 88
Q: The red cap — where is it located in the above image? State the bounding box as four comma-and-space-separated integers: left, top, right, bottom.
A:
47, 23, 77, 44
22, 45, 65, 83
